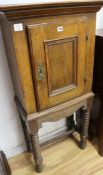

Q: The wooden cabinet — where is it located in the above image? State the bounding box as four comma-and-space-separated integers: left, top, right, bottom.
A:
0, 0, 103, 172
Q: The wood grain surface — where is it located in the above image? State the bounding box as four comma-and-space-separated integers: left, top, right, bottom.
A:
28, 16, 87, 110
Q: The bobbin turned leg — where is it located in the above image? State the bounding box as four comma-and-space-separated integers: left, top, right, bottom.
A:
29, 120, 43, 173
80, 107, 90, 149
20, 115, 32, 152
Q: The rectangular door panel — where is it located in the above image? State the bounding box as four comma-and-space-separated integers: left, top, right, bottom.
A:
45, 37, 77, 96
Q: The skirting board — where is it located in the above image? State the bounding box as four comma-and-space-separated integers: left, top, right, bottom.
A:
5, 126, 67, 158
5, 143, 27, 159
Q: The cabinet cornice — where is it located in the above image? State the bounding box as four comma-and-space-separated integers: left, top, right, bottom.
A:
0, 1, 103, 20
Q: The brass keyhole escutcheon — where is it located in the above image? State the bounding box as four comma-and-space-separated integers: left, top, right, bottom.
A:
38, 64, 44, 80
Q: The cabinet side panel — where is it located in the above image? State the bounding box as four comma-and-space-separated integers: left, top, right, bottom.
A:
85, 14, 96, 93
1, 20, 37, 114
11, 25, 37, 114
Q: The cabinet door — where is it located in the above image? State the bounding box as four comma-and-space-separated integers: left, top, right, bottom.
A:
27, 18, 87, 111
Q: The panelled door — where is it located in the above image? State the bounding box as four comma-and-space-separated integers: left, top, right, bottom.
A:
27, 17, 87, 111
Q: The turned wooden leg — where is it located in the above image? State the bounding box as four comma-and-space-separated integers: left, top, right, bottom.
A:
75, 109, 82, 133
80, 107, 90, 149
20, 115, 32, 152
30, 133, 43, 172
29, 120, 43, 172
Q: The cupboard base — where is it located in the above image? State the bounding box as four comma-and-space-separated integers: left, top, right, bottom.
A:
15, 93, 93, 173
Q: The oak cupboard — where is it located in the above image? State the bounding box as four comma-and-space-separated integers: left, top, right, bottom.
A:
0, 0, 103, 172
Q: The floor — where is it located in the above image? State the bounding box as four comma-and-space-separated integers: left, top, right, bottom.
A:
9, 134, 103, 175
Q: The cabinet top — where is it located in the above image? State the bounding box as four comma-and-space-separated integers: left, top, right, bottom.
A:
0, 0, 103, 21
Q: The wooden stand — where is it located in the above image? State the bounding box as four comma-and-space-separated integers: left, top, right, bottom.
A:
15, 94, 92, 172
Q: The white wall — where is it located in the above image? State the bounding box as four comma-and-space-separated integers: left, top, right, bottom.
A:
0, 2, 103, 158
0, 0, 66, 5
96, 7, 103, 29
0, 26, 26, 157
